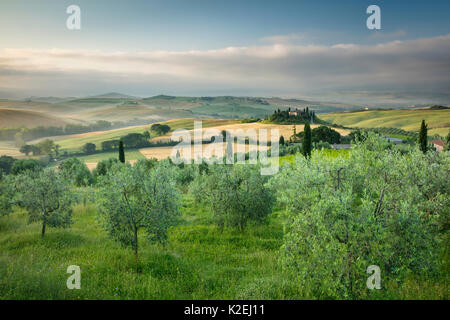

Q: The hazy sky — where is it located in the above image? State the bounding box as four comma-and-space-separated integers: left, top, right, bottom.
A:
1, 0, 449, 104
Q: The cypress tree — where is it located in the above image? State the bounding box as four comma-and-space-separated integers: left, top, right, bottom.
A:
279, 135, 285, 146
303, 122, 312, 158
119, 140, 125, 163
418, 120, 428, 154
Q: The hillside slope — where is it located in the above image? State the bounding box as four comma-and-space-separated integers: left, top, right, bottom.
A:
0, 108, 67, 128
321, 109, 450, 136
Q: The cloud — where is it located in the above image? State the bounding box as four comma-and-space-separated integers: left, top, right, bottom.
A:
259, 33, 307, 44
0, 34, 449, 102
369, 30, 407, 40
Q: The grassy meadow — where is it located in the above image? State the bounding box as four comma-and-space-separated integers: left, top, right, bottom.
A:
0, 198, 294, 299
1, 188, 446, 300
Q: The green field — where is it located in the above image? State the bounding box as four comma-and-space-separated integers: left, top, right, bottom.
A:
321, 109, 450, 137
54, 119, 238, 152
54, 127, 150, 152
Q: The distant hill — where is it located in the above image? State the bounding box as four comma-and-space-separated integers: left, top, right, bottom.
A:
24, 97, 77, 103
320, 108, 450, 137
88, 92, 137, 99
0, 94, 395, 127
0, 108, 67, 128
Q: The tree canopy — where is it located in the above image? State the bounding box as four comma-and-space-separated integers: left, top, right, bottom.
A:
150, 124, 171, 136
14, 168, 73, 237
97, 162, 181, 261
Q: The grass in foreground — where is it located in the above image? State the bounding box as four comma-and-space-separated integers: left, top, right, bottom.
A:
0, 193, 447, 300
0, 199, 298, 299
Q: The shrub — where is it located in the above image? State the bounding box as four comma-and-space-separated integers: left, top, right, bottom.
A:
93, 158, 119, 178
0, 155, 16, 175
176, 163, 199, 186
11, 159, 42, 175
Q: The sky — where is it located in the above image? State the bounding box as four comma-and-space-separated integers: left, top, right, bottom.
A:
0, 0, 449, 105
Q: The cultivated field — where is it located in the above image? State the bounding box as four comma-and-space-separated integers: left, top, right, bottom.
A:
321, 108, 450, 136
49, 119, 237, 152
0, 117, 351, 165
140, 142, 271, 162
51, 120, 350, 168
0, 141, 24, 158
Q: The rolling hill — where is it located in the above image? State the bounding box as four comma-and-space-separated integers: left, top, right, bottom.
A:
2, 93, 448, 140
0, 94, 362, 127
0, 108, 67, 129
88, 92, 137, 99
320, 108, 450, 137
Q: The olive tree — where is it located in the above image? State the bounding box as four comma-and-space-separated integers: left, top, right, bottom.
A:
97, 161, 181, 262
58, 157, 93, 187
14, 168, 73, 237
269, 132, 448, 298
193, 164, 274, 231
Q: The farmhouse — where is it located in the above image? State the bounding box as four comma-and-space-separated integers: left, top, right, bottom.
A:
430, 140, 445, 152
288, 109, 300, 116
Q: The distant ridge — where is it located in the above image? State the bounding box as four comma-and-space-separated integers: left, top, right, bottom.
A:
24, 96, 76, 103
88, 92, 137, 99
